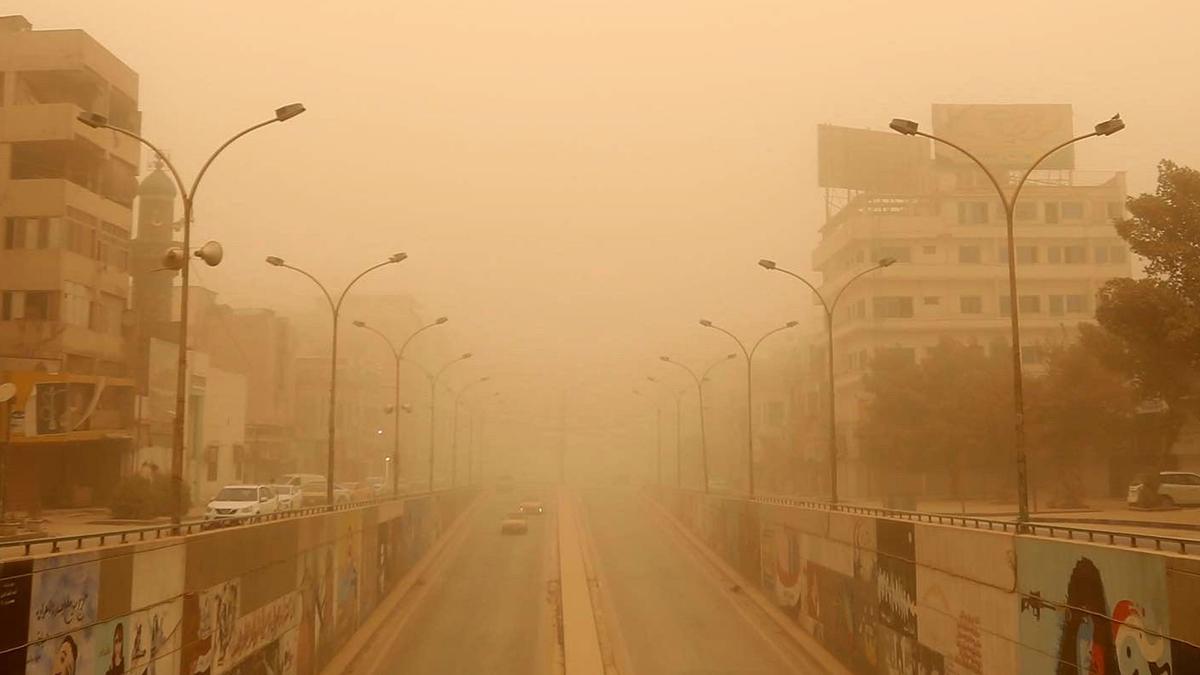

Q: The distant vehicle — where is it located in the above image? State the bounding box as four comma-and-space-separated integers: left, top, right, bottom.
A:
276, 473, 325, 489
206, 485, 279, 520
500, 515, 528, 535
333, 483, 355, 504
297, 481, 333, 508
366, 476, 387, 496
518, 500, 545, 515
1128, 471, 1200, 507
271, 484, 301, 510
339, 482, 373, 502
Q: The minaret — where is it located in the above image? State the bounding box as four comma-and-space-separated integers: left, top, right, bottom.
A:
130, 159, 181, 391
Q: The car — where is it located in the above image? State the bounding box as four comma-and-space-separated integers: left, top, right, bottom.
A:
271, 484, 300, 510
365, 476, 387, 497
297, 481, 334, 508
1128, 471, 1200, 507
339, 482, 374, 502
500, 515, 528, 535
275, 473, 325, 489
205, 485, 279, 521
518, 500, 545, 515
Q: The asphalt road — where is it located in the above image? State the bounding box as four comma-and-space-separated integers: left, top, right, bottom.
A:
580, 488, 821, 675
362, 490, 558, 675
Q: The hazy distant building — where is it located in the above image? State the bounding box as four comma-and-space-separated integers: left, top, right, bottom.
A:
0, 16, 141, 509
808, 104, 1131, 499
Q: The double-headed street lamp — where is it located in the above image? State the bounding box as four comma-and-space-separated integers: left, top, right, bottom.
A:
698, 319, 800, 497
266, 254, 407, 506
660, 354, 737, 493
353, 317, 449, 495
888, 113, 1125, 523
759, 257, 895, 504
409, 353, 473, 491
78, 103, 306, 524
632, 388, 663, 486
449, 376, 491, 487
646, 377, 688, 488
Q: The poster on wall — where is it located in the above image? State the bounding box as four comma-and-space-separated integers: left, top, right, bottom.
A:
93, 618, 128, 675
217, 592, 299, 673
127, 598, 182, 675
0, 561, 33, 655
296, 546, 334, 675
183, 579, 240, 675
334, 525, 360, 645
25, 627, 95, 675
28, 554, 100, 643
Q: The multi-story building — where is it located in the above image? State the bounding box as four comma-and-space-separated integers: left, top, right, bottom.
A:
0, 16, 141, 509
809, 104, 1131, 499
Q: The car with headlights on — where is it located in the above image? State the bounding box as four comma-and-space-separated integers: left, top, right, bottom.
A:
206, 485, 279, 521
518, 500, 545, 515
500, 515, 528, 535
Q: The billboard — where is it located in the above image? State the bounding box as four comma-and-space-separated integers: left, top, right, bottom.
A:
931, 104, 1076, 170
817, 125, 929, 193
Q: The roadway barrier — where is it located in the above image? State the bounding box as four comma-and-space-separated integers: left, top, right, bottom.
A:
653, 488, 1200, 675
0, 488, 478, 675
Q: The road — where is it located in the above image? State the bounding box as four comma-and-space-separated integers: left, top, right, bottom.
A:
360, 489, 558, 675
579, 488, 825, 675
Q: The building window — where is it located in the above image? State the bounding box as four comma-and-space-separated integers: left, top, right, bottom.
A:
873, 296, 914, 318
1066, 294, 1088, 313
1021, 346, 1044, 365
4, 218, 26, 249
1095, 246, 1109, 264
1049, 295, 1064, 316
206, 445, 219, 481
1061, 202, 1085, 220
5, 291, 56, 321
1107, 202, 1124, 220
1045, 202, 1060, 224
1047, 246, 1062, 264
1014, 202, 1037, 221
1017, 246, 1039, 264
1110, 246, 1128, 263
959, 245, 981, 263
957, 201, 990, 225
1064, 246, 1086, 263
1019, 295, 1041, 313
1000, 296, 1010, 314
923, 296, 940, 306
922, 245, 936, 255
876, 246, 911, 263
960, 296, 983, 314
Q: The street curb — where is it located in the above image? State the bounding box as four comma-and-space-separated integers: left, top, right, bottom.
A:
319, 491, 484, 675
647, 493, 853, 675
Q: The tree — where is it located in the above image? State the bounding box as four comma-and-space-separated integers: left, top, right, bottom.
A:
1025, 325, 1136, 507
859, 339, 1013, 505
1095, 160, 1200, 476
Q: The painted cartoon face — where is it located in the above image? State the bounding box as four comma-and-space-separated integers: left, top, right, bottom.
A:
1113, 600, 1172, 675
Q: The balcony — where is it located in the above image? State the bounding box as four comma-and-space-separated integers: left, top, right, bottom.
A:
5, 177, 133, 231
0, 103, 141, 166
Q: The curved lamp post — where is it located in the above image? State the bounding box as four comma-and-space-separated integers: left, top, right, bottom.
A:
759, 257, 895, 504
889, 113, 1125, 523
352, 316, 448, 495
698, 319, 800, 496
647, 376, 688, 488
449, 376, 491, 487
79, 103, 305, 524
266, 253, 407, 506
413, 353, 473, 491
632, 388, 664, 486
660, 354, 737, 493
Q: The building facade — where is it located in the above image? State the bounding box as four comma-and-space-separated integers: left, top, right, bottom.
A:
810, 104, 1132, 499
0, 16, 141, 509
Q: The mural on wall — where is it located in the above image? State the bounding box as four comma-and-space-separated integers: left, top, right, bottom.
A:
1, 560, 33, 672
126, 599, 181, 675
376, 521, 393, 603
219, 592, 299, 673
182, 579, 240, 675
93, 619, 127, 675
25, 627, 95, 675
225, 627, 296, 675
1016, 538, 1183, 675
28, 554, 100, 643
296, 545, 334, 675
334, 525, 360, 646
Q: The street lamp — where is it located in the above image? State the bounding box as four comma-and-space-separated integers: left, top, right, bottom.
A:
353, 316, 449, 496
758, 257, 895, 504
888, 113, 1125, 523
698, 319, 800, 497
659, 354, 737, 493
267, 253, 407, 506
647, 376, 688, 488
632, 388, 664, 486
449, 376, 491, 487
79, 103, 305, 524
410, 353, 473, 491
467, 391, 501, 485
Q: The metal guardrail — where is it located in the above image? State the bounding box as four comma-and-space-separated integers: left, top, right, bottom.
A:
681, 492, 1200, 556
0, 488, 476, 559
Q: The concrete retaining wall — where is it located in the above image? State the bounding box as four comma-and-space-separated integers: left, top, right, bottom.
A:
0, 489, 477, 675
656, 488, 1200, 675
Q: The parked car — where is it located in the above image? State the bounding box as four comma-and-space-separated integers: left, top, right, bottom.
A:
1128, 471, 1200, 507
205, 485, 279, 521
271, 484, 301, 510
340, 482, 374, 502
